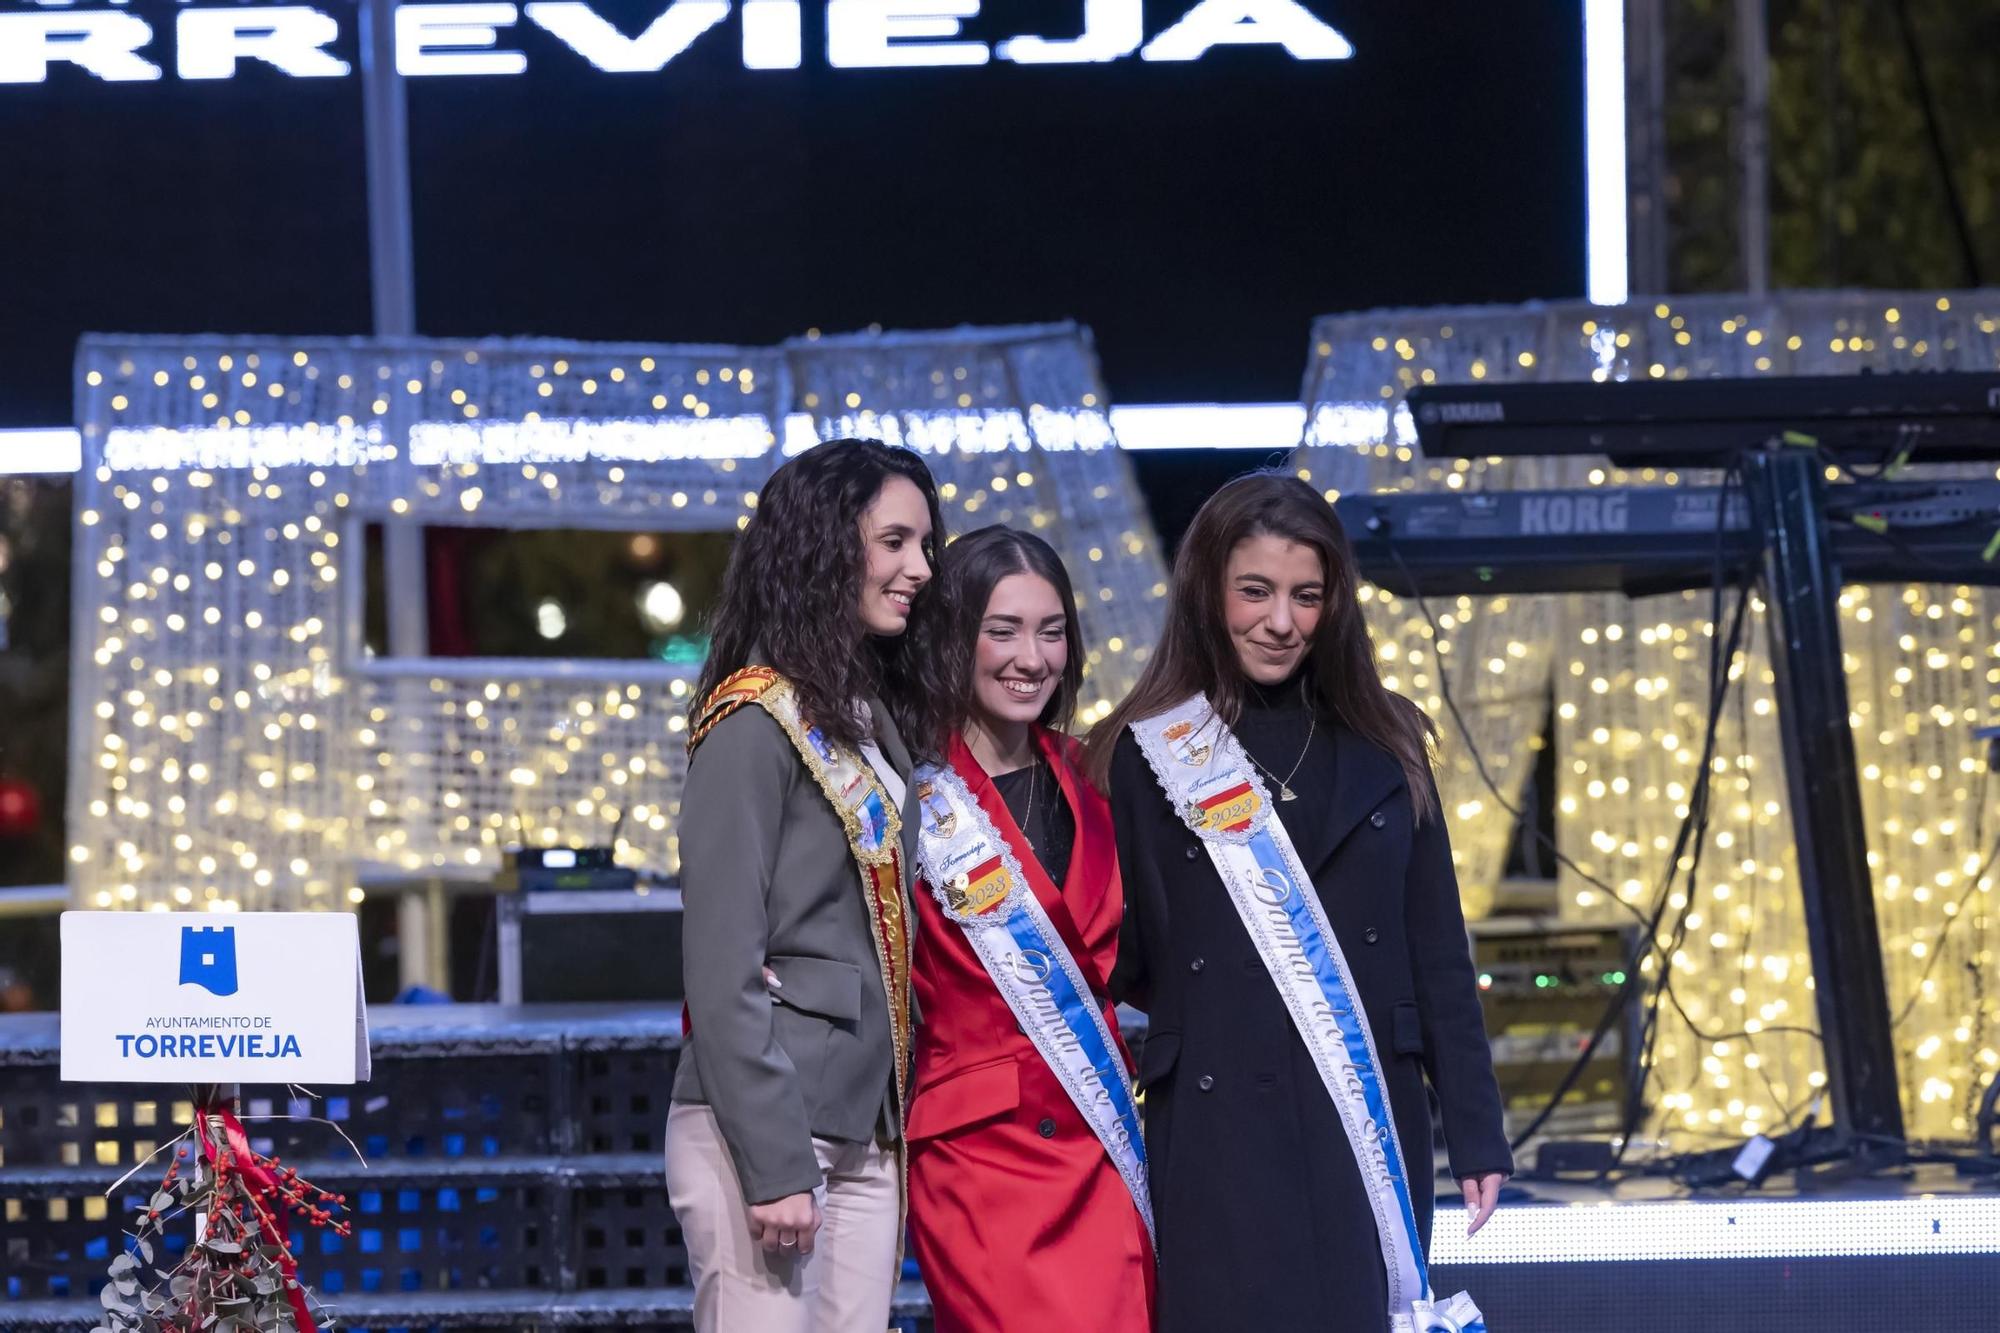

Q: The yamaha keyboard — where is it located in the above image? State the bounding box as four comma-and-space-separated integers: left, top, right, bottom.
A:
1407, 371, 2000, 467
1335, 480, 2000, 596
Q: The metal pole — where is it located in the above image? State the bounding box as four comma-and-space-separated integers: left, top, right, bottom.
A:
1736, 0, 1771, 294
359, 0, 438, 990
359, 0, 417, 340
1817, 0, 1842, 285
1744, 449, 1905, 1146
358, 0, 428, 664
1625, 0, 1671, 295
357, 0, 426, 660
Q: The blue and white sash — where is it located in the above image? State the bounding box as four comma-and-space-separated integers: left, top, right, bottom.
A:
1132, 696, 1485, 1333
911, 760, 1155, 1246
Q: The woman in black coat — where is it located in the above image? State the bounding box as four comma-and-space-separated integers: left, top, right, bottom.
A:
1088, 473, 1511, 1333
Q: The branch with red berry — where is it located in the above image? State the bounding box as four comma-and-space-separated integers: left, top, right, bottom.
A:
96, 1098, 350, 1333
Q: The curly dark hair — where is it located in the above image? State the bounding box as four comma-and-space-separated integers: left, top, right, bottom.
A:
938, 525, 1085, 738
694, 439, 953, 760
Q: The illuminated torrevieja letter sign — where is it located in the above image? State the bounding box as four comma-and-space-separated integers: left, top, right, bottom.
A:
0, 0, 1355, 83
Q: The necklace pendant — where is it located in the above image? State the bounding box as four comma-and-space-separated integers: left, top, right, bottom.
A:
1279, 784, 1297, 802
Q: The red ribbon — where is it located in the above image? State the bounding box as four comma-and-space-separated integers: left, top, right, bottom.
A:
192, 1104, 317, 1333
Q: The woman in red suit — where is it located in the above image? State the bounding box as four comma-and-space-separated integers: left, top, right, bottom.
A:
906, 525, 1154, 1333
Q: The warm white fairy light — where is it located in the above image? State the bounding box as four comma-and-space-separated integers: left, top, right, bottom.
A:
70, 327, 1164, 917
69, 338, 794, 915
1298, 292, 2000, 1141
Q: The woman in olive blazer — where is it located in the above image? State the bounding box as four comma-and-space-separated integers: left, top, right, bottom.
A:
666, 439, 953, 1333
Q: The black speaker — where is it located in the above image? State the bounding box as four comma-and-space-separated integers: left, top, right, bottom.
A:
498, 887, 684, 1003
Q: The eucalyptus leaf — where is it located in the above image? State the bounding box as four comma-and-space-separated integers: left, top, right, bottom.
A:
149, 1192, 173, 1212
136, 1238, 154, 1265
107, 1254, 136, 1277
98, 1285, 130, 1312
203, 1238, 243, 1256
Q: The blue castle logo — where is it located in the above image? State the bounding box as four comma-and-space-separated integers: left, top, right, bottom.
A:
178, 925, 238, 997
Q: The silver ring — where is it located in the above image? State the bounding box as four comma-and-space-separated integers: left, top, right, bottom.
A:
779, 1236, 797, 1248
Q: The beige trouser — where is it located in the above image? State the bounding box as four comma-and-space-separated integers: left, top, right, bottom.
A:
664, 1101, 900, 1333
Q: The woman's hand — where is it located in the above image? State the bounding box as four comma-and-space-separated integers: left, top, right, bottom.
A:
1458, 1171, 1505, 1236
747, 1191, 821, 1254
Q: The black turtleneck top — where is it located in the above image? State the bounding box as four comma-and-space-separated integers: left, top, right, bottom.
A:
1233, 674, 1340, 824
991, 753, 1075, 890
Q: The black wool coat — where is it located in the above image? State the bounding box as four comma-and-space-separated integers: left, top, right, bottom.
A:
1110, 724, 1511, 1333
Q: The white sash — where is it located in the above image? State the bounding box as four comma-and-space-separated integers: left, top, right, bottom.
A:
911, 760, 1155, 1246
1132, 696, 1485, 1333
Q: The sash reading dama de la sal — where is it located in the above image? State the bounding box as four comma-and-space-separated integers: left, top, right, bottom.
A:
1132, 695, 1487, 1333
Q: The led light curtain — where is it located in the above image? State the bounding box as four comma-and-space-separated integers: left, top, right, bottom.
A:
69, 325, 1166, 919
787, 323, 1168, 724
1295, 292, 2000, 1142
68, 334, 787, 912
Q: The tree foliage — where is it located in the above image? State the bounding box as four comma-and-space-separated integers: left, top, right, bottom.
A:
1665, 0, 1999, 291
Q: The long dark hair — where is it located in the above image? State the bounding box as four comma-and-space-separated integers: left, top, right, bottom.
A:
940, 526, 1085, 737
694, 438, 952, 759
1085, 471, 1439, 821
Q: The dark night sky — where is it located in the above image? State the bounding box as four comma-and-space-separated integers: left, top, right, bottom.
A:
0, 0, 1585, 427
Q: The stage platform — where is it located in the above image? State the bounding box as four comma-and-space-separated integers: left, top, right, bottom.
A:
3, 1005, 1995, 1332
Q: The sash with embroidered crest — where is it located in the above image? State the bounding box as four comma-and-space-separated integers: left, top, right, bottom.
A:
910, 758, 1154, 1246
688, 666, 913, 1116
1132, 696, 1486, 1333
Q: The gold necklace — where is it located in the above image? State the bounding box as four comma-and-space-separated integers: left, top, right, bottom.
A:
1245, 682, 1316, 802
989, 743, 1037, 829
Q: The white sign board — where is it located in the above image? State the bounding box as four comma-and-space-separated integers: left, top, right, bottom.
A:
60, 911, 371, 1084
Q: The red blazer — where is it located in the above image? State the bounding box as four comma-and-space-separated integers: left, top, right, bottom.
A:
906, 728, 1153, 1333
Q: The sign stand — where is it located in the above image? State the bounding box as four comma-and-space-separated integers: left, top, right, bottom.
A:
60, 912, 369, 1332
